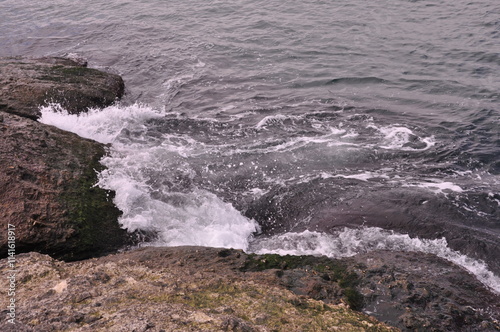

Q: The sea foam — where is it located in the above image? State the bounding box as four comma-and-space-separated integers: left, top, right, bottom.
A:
40, 104, 260, 250
249, 228, 500, 295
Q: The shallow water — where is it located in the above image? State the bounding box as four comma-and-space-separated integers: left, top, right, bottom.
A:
2, 0, 499, 293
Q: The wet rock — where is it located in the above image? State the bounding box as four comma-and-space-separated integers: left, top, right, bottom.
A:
0, 56, 124, 120
0, 56, 132, 261
2, 247, 499, 331
347, 251, 500, 331
0, 112, 131, 260
245, 178, 500, 276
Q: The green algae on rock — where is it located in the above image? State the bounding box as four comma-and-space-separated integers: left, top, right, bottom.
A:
241, 253, 364, 310
0, 112, 131, 261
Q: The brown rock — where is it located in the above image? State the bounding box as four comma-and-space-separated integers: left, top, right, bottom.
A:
0, 57, 124, 120
0, 111, 131, 260
1, 247, 498, 331
0, 248, 399, 332
0, 56, 131, 261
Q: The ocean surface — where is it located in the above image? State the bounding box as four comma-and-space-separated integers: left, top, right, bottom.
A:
1, 0, 499, 293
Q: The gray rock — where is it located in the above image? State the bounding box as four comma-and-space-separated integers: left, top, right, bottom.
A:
348, 251, 500, 331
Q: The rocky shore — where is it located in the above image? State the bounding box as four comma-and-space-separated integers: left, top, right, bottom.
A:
0, 57, 499, 331
0, 247, 499, 331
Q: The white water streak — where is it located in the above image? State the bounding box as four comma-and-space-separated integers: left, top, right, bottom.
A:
250, 228, 500, 294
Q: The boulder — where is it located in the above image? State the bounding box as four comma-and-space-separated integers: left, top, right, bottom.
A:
0, 112, 131, 260
0, 57, 131, 261
0, 57, 124, 120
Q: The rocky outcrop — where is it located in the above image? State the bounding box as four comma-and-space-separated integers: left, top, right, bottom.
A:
1, 247, 498, 331
0, 57, 131, 261
240, 250, 500, 331
0, 247, 399, 332
0, 57, 124, 120
245, 178, 500, 276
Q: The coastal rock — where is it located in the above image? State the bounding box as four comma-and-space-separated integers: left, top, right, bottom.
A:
0, 112, 131, 260
348, 251, 500, 331
0, 248, 398, 332
1, 247, 498, 331
245, 178, 500, 276
0, 56, 131, 260
0, 57, 124, 120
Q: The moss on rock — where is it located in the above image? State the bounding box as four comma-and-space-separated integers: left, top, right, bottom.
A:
56, 145, 126, 261
241, 253, 364, 310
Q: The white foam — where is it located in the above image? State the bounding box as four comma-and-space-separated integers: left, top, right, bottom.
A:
249, 228, 500, 294
39, 104, 260, 250
407, 180, 464, 194
255, 114, 295, 129
39, 103, 163, 144
225, 133, 350, 156
368, 124, 435, 151
321, 171, 390, 182
488, 193, 500, 207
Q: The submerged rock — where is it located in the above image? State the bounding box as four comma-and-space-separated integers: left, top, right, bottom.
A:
245, 178, 500, 276
0, 57, 124, 120
0, 56, 131, 261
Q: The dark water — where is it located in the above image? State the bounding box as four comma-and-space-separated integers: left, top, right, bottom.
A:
2, 0, 499, 292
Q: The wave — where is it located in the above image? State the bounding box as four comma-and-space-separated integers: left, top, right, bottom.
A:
249, 228, 500, 295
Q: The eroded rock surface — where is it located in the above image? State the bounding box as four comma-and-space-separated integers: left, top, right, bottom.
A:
348, 251, 500, 331
0, 248, 398, 332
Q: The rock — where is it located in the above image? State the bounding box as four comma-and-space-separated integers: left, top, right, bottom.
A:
347, 251, 500, 332
0, 111, 132, 260
2, 247, 498, 331
244, 178, 500, 276
0, 249, 399, 332
0, 56, 132, 261
0, 56, 124, 120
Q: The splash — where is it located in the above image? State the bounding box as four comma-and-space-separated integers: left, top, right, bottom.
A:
249, 228, 500, 294
39, 104, 260, 250
367, 123, 435, 151
39, 103, 164, 144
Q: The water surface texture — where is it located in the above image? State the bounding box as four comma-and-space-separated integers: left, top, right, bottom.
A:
2, 0, 499, 292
